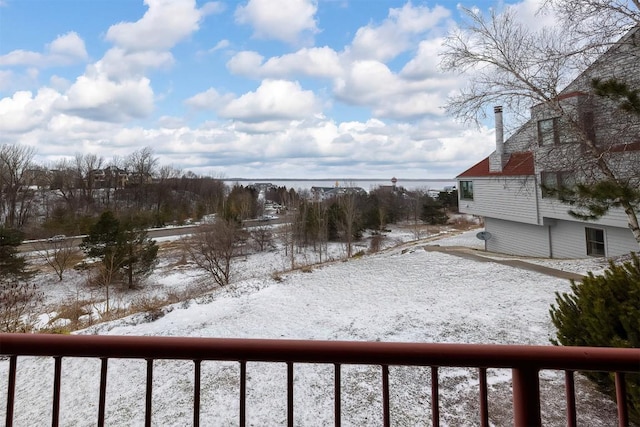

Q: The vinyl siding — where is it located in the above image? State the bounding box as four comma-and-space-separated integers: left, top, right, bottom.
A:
537, 189, 631, 228
605, 226, 640, 257
503, 122, 536, 153
549, 220, 638, 258
485, 217, 550, 257
548, 220, 589, 258
458, 177, 539, 225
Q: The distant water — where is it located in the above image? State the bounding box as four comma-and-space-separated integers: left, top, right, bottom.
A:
224, 179, 457, 193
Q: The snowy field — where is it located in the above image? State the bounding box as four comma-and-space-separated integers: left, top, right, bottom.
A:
0, 227, 622, 426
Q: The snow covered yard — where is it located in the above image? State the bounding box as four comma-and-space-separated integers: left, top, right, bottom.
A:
1, 228, 623, 426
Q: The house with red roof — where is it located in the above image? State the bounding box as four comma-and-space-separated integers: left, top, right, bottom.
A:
456, 29, 640, 258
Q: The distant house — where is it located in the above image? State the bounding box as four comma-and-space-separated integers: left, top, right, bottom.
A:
88, 166, 129, 189
310, 185, 366, 202
457, 28, 640, 258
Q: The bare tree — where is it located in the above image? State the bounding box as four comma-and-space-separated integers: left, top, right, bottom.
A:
102, 156, 127, 211
50, 157, 81, 214
226, 185, 257, 222
127, 146, 158, 184
441, 6, 640, 246
35, 237, 80, 281
75, 153, 104, 211
441, 7, 574, 126
279, 199, 299, 270
198, 176, 226, 216
313, 201, 329, 262
250, 225, 274, 252
338, 191, 359, 258
90, 250, 123, 314
543, 0, 639, 51
154, 165, 181, 225
0, 144, 37, 229
127, 146, 158, 209
183, 220, 240, 287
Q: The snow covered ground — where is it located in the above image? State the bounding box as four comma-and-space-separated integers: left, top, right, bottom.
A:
0, 227, 623, 426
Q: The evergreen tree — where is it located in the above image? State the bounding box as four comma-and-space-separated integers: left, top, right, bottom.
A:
438, 190, 459, 212
0, 227, 29, 280
592, 77, 640, 115
81, 211, 121, 259
550, 253, 640, 421
120, 227, 158, 287
81, 211, 158, 287
0, 226, 40, 332
421, 197, 448, 225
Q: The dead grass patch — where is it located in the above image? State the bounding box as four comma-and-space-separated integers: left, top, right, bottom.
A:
448, 215, 482, 231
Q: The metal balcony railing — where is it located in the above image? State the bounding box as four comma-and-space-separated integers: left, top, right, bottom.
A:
1, 333, 638, 426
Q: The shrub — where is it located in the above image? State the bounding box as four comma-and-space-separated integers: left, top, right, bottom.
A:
550, 253, 640, 421
0, 281, 43, 332
369, 234, 383, 253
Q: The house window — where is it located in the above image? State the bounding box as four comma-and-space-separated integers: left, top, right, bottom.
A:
585, 227, 605, 257
460, 181, 473, 200
538, 118, 559, 146
541, 171, 575, 198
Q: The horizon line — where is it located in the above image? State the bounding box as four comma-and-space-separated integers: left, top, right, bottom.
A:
225, 178, 457, 181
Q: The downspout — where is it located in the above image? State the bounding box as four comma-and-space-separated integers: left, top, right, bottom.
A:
533, 171, 552, 258
548, 222, 553, 259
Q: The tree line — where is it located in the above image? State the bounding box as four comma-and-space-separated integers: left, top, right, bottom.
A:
0, 142, 458, 331
0, 145, 228, 237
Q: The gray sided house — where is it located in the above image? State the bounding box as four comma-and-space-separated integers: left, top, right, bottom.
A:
457, 28, 640, 258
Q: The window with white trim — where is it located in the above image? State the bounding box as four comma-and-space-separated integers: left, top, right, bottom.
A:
460, 181, 473, 200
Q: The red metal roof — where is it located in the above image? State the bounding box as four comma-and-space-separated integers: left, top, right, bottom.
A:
457, 152, 535, 178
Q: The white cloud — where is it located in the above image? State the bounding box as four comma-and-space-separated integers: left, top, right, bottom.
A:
105, 0, 204, 51
226, 51, 264, 77
0, 70, 13, 91
36, 0, 213, 124
400, 38, 446, 80
219, 79, 320, 122
373, 92, 446, 119
507, 0, 559, 31
0, 32, 88, 67
96, 48, 175, 80
235, 0, 319, 45
48, 32, 88, 59
334, 60, 456, 119
0, 51, 41, 67
200, 1, 225, 16
56, 74, 154, 122
1, 91, 493, 179
259, 47, 342, 79
348, 3, 450, 61
227, 47, 342, 79
224, 8, 459, 121
185, 88, 234, 110
0, 89, 59, 133
49, 75, 72, 92
209, 39, 230, 52
334, 60, 397, 104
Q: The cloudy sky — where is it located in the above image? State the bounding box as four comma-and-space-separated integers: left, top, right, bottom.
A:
0, 0, 547, 179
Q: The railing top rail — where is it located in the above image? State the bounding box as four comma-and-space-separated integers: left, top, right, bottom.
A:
1, 333, 638, 372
